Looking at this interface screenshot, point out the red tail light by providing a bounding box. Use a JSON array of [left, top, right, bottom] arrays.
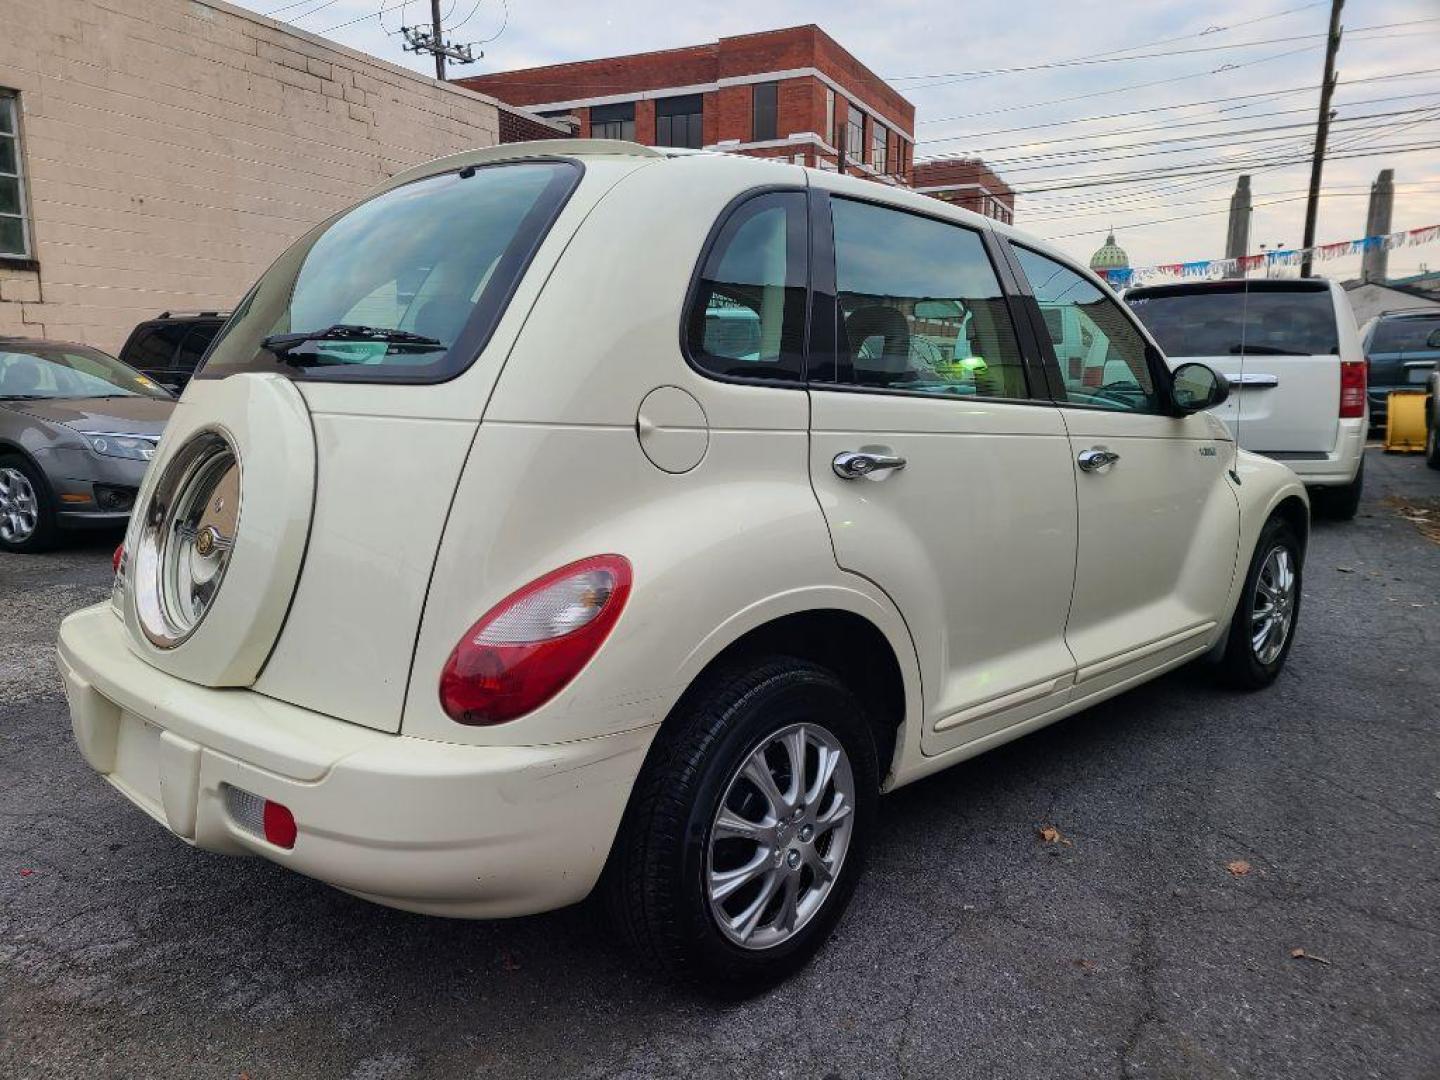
[[1339, 359, 1367, 418], [112, 543, 124, 572], [262, 800, 297, 849], [439, 555, 632, 725]]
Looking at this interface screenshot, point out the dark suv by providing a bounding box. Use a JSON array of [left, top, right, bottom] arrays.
[[1359, 309, 1440, 430], [118, 311, 229, 394]]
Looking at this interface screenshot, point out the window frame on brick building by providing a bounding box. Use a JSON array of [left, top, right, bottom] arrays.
[[590, 101, 636, 141], [0, 89, 33, 261], [655, 94, 704, 149], [845, 106, 864, 165], [871, 120, 887, 174], [824, 88, 836, 149], [752, 81, 778, 142]]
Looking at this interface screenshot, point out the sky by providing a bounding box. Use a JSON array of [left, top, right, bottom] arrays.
[[232, 0, 1440, 282]]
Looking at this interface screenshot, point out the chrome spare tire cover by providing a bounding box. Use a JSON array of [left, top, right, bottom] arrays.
[[121, 374, 315, 686]]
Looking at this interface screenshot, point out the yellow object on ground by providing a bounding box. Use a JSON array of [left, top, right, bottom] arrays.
[[1384, 390, 1428, 453]]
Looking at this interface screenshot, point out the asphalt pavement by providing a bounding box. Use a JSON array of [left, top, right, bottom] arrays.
[[2, 447, 1437, 1080]]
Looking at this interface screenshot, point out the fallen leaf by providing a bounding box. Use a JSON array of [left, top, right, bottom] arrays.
[[18, 868, 33, 878], [1037, 825, 1073, 846], [1225, 860, 1252, 877], [1335, 566, 1356, 573], [1290, 947, 1332, 966]]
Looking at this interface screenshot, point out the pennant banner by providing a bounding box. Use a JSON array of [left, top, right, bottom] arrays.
[[1100, 224, 1440, 287]]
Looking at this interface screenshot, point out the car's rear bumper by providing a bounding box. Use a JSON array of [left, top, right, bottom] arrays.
[[1270, 418, 1366, 487], [57, 603, 654, 918]]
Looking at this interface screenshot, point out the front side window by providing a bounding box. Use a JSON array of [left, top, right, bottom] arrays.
[[199, 160, 579, 383], [0, 343, 171, 400], [656, 94, 703, 149], [0, 91, 31, 258], [590, 102, 635, 141], [831, 198, 1027, 398], [1011, 245, 1158, 412], [685, 191, 807, 382], [752, 83, 778, 141], [872, 123, 887, 174]]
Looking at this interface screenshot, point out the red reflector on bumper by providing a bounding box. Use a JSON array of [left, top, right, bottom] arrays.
[[262, 800, 297, 849]]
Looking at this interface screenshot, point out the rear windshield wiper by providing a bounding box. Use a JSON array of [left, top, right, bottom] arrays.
[[1228, 344, 1307, 356], [261, 324, 443, 361]]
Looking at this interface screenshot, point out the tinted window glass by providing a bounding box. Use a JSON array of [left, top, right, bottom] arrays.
[[1127, 286, 1338, 357], [1012, 245, 1157, 412], [124, 324, 186, 370], [1369, 315, 1440, 352], [686, 192, 807, 381], [753, 83, 778, 141], [174, 325, 219, 372], [199, 161, 578, 383], [832, 199, 1026, 398]]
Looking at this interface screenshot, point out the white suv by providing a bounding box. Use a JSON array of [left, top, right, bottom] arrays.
[[1127, 279, 1368, 519], [58, 142, 1308, 988]]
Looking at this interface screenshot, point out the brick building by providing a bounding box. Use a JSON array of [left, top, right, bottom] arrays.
[[457, 25, 916, 186], [911, 156, 1015, 224]]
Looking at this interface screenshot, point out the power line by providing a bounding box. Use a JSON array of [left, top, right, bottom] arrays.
[[921, 87, 1440, 154], [916, 67, 1439, 132], [885, 19, 1439, 90], [1021, 180, 1440, 223], [1008, 138, 1440, 195]]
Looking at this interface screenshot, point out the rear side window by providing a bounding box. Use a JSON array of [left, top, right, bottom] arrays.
[[831, 198, 1027, 398], [1128, 286, 1338, 357], [1369, 316, 1440, 352], [198, 160, 580, 383], [685, 191, 808, 382], [174, 324, 219, 372], [124, 324, 186, 371]]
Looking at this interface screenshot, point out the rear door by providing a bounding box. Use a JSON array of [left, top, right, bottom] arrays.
[[805, 191, 1078, 754], [1127, 282, 1341, 455]]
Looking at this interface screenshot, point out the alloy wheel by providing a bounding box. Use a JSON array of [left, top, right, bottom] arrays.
[[706, 722, 855, 950], [1251, 544, 1297, 665], [0, 467, 39, 543]]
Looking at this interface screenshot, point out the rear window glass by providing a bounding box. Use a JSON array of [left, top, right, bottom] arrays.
[[1128, 287, 1338, 358], [1369, 316, 1440, 352], [198, 160, 580, 383]]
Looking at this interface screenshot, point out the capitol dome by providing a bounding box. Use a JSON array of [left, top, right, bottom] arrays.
[[1089, 231, 1129, 272]]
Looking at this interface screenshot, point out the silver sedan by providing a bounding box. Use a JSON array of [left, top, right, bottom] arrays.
[[0, 337, 174, 553]]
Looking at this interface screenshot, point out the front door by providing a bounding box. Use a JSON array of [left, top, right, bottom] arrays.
[[806, 192, 1078, 754], [1006, 245, 1240, 696]]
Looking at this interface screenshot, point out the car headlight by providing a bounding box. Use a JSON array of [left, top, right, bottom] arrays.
[[85, 434, 156, 461]]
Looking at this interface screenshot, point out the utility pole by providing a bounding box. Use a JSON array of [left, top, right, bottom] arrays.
[[400, 0, 480, 82], [1299, 0, 1343, 277]]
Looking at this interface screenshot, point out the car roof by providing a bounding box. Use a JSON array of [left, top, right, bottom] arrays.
[[0, 336, 106, 351]]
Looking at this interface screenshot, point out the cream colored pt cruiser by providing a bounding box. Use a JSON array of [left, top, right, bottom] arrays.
[[57, 141, 1308, 988]]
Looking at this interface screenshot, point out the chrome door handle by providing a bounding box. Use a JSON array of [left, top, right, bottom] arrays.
[[1077, 448, 1120, 472], [833, 450, 906, 479], [1227, 373, 1279, 388]]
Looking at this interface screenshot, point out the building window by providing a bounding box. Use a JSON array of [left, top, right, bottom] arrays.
[[0, 91, 30, 259], [872, 122, 887, 174], [846, 106, 864, 164], [752, 82, 778, 141], [590, 101, 635, 141], [655, 94, 703, 148], [825, 88, 835, 148]]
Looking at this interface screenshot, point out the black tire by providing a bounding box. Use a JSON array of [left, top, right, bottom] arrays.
[[603, 657, 879, 991], [1426, 411, 1440, 471], [1217, 515, 1303, 690], [1313, 458, 1363, 521], [0, 453, 59, 554]]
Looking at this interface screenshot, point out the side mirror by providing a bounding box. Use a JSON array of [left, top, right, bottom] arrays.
[[1171, 362, 1229, 414]]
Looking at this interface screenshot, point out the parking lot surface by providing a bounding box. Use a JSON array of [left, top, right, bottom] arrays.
[[2, 448, 1437, 1080]]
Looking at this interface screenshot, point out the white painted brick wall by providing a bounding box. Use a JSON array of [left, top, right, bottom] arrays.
[[0, 0, 505, 351]]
